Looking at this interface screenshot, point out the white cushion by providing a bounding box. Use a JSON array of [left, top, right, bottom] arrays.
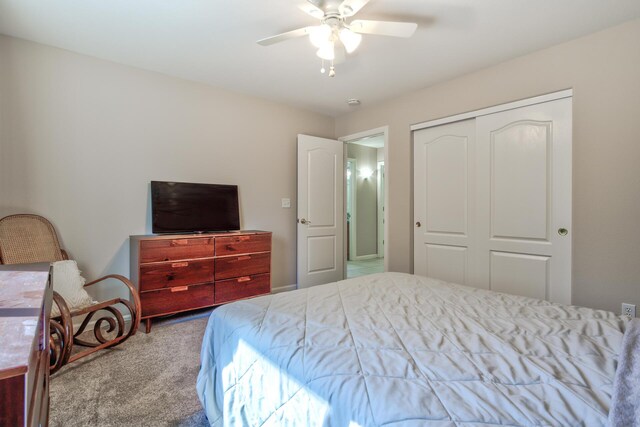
[[51, 260, 95, 317]]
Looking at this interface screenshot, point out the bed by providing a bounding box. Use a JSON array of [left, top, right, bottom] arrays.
[[197, 272, 626, 426]]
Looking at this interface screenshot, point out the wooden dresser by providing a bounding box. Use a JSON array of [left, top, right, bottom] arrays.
[[130, 231, 271, 332], [0, 263, 52, 427]]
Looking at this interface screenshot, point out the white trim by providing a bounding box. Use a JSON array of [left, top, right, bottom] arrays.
[[340, 126, 389, 272], [272, 284, 297, 294], [346, 158, 357, 261], [410, 89, 573, 131], [377, 161, 384, 258], [339, 126, 388, 143]]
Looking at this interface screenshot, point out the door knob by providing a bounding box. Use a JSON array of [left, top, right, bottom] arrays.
[[558, 228, 568, 236], [299, 218, 311, 225], [416, 221, 422, 227]]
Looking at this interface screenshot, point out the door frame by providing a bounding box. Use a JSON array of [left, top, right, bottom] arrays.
[[346, 157, 357, 261], [377, 161, 385, 258], [339, 126, 389, 273]]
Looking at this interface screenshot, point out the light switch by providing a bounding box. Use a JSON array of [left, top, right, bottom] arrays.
[[281, 198, 291, 208]]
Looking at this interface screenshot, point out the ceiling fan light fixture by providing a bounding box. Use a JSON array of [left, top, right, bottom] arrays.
[[309, 24, 332, 48], [316, 41, 335, 60], [257, 0, 418, 78], [339, 28, 362, 53]]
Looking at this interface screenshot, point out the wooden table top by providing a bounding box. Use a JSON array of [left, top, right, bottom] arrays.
[[0, 263, 50, 378]]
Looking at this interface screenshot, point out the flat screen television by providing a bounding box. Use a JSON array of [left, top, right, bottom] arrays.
[[151, 181, 240, 234]]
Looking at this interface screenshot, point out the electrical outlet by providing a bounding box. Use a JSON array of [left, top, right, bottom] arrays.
[[622, 303, 636, 319]]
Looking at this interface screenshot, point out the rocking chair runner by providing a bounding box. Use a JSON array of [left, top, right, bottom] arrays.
[[0, 214, 141, 374]]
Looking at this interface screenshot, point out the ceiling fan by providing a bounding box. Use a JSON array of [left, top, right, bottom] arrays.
[[257, 0, 418, 77]]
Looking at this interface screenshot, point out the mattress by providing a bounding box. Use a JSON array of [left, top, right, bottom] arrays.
[[196, 272, 625, 426]]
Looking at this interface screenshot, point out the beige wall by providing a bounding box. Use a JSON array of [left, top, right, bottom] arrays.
[[335, 18, 640, 314], [347, 143, 378, 257], [2, 18, 639, 314], [0, 36, 334, 301]]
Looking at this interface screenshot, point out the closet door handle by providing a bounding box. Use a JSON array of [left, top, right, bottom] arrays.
[[415, 221, 422, 228]]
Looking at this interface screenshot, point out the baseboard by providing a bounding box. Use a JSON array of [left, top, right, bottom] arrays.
[[351, 254, 378, 261], [271, 284, 297, 294]]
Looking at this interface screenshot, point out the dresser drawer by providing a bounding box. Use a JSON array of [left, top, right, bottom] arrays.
[[215, 273, 270, 304], [215, 252, 270, 280], [139, 259, 214, 291], [140, 238, 214, 263], [140, 283, 215, 317], [215, 233, 271, 256]]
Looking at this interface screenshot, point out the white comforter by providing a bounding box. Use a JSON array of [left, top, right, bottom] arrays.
[[197, 273, 625, 426]]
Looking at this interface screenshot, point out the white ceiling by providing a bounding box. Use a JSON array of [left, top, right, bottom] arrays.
[[1, 0, 639, 117]]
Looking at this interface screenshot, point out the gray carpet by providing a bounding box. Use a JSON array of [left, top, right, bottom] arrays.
[[50, 310, 212, 427]]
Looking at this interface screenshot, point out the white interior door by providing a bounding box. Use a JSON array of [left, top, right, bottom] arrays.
[[413, 119, 476, 285], [476, 98, 572, 303], [297, 134, 344, 288]]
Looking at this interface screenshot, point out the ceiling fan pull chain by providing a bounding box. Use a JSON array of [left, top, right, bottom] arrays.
[[320, 59, 326, 74], [329, 61, 336, 77]]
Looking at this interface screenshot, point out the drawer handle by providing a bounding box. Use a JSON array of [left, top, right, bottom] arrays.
[[171, 286, 189, 292], [237, 276, 251, 283], [237, 236, 251, 242], [171, 240, 188, 246], [237, 256, 251, 261], [171, 262, 189, 268]]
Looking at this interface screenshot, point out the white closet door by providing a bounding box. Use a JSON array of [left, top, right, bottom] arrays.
[[413, 119, 476, 286], [476, 98, 572, 303]]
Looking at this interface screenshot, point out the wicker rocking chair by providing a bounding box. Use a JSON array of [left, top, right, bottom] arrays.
[[0, 214, 141, 374]]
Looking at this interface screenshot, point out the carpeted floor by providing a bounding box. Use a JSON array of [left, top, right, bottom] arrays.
[[49, 310, 213, 427]]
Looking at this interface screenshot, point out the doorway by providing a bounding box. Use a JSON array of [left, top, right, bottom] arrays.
[[342, 128, 388, 278]]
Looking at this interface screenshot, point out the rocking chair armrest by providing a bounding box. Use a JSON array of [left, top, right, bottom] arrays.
[[50, 291, 74, 373], [83, 274, 142, 333], [52, 291, 73, 327]]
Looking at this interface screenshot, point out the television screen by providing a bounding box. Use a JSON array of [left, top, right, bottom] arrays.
[[151, 181, 240, 234]]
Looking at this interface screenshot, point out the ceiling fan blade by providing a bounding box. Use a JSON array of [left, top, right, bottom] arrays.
[[298, 2, 324, 19], [350, 20, 418, 38], [257, 27, 313, 46], [339, 0, 371, 17]]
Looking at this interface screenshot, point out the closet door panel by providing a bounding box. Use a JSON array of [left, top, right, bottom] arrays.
[[491, 121, 550, 240], [425, 244, 467, 285], [425, 137, 467, 234], [490, 251, 549, 300], [413, 119, 476, 287], [476, 98, 572, 304]]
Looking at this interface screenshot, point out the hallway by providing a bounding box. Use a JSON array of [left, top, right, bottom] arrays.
[[347, 258, 384, 278]]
